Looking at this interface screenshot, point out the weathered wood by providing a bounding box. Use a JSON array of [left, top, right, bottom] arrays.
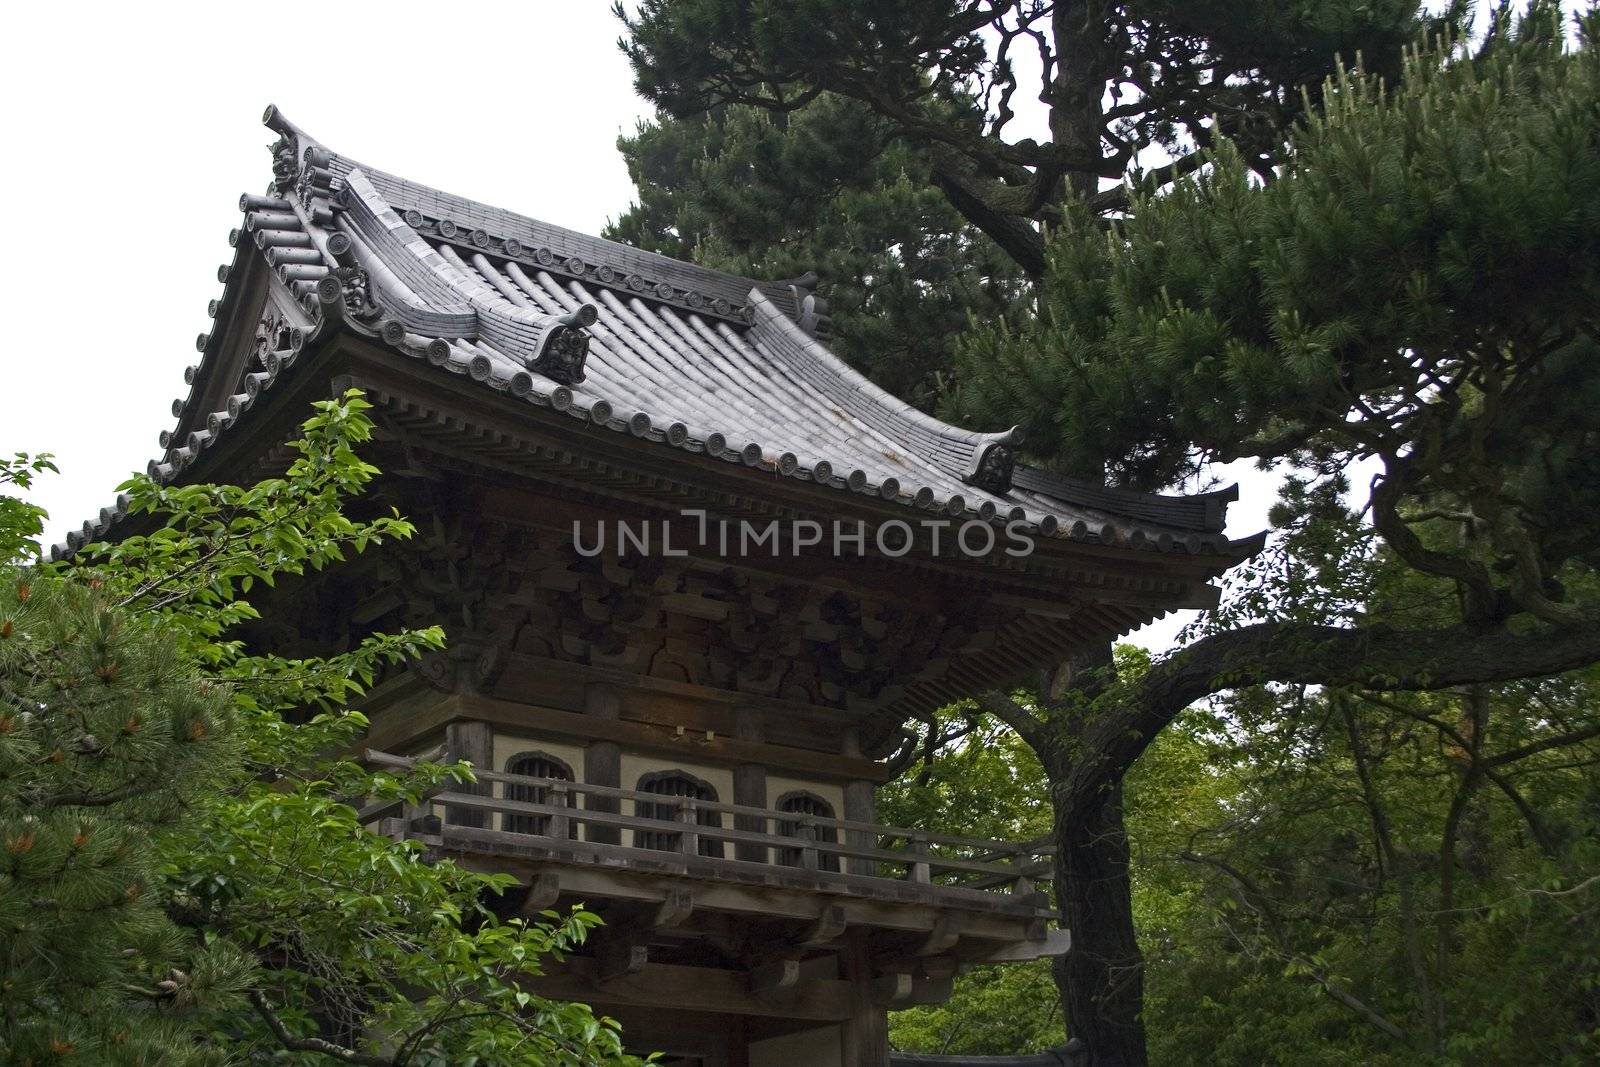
[[844, 779, 878, 878], [869, 974, 914, 1008], [842, 931, 891, 1067], [518, 872, 562, 915], [598, 939, 649, 983], [916, 916, 962, 957], [798, 822, 820, 872], [368, 748, 1051, 860], [423, 789, 1043, 880], [748, 958, 800, 993], [797, 904, 849, 946], [436, 825, 1050, 933], [391, 693, 896, 783], [959, 927, 1072, 963], [443, 720, 493, 828], [584, 684, 623, 845], [732, 758, 769, 864], [653, 887, 695, 929], [906, 833, 932, 885], [676, 798, 701, 858], [532, 959, 854, 1022]]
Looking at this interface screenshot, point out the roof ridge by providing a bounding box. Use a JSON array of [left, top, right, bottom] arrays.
[[261, 105, 822, 334]]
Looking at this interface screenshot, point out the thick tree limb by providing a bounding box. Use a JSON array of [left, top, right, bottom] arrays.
[[1069, 619, 1600, 803], [976, 689, 1050, 752], [928, 155, 1049, 275], [1484, 722, 1600, 767]]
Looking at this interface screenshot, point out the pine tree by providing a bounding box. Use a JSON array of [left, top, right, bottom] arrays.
[[0, 574, 244, 1066]]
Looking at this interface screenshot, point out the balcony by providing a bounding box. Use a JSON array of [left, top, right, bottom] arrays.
[[361, 748, 1061, 964]]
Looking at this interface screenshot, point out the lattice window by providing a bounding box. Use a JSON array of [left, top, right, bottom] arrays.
[[635, 771, 724, 858], [775, 791, 840, 872], [503, 751, 576, 838]]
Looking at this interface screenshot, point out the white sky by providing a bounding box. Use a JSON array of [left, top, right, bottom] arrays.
[[0, 0, 1277, 653]]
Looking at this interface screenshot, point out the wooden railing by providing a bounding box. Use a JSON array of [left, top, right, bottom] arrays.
[[361, 749, 1052, 901]]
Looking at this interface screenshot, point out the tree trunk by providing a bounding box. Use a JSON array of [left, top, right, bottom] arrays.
[[1053, 780, 1148, 1066]]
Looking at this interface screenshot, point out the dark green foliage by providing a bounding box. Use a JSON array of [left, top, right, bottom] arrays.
[[0, 396, 638, 1065], [1132, 681, 1600, 1065], [877, 713, 1064, 1056], [955, 4, 1600, 496], [617, 1, 1439, 272], [608, 94, 1027, 404], [0, 577, 243, 1066]]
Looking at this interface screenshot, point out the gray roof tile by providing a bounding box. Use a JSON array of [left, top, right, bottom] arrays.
[[52, 107, 1252, 562]]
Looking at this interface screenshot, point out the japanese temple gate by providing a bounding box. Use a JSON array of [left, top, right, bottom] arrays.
[[60, 107, 1256, 1067]]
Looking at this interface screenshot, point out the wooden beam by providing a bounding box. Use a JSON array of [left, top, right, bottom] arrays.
[[438, 827, 1047, 941], [796, 904, 849, 946], [443, 720, 492, 828], [446, 694, 896, 784], [915, 916, 962, 957], [653, 888, 695, 930], [748, 959, 800, 994], [958, 927, 1072, 963], [597, 937, 649, 983], [531, 959, 853, 1022], [517, 872, 562, 916], [870, 974, 913, 1008]]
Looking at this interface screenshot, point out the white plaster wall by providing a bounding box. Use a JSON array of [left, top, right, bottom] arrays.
[[619, 752, 735, 850], [490, 732, 587, 835], [749, 1024, 843, 1067]]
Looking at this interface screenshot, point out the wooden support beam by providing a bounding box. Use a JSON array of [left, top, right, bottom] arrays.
[[869, 974, 913, 1008], [796, 904, 849, 946], [915, 916, 961, 957], [652, 888, 694, 930], [597, 937, 649, 983], [958, 927, 1072, 963], [869, 973, 955, 1009], [447, 694, 898, 783], [905, 976, 954, 1007], [517, 872, 562, 916], [531, 959, 854, 1022], [748, 959, 800, 994], [443, 720, 492, 828]]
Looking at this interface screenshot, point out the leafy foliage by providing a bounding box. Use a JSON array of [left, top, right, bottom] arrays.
[[0, 453, 57, 564], [878, 712, 1062, 1056], [0, 394, 638, 1065]]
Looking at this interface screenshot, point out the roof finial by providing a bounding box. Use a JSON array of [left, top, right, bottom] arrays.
[[528, 304, 597, 386]]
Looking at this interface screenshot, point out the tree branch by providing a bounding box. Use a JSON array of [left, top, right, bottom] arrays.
[[1066, 618, 1600, 804], [976, 689, 1050, 751], [248, 988, 393, 1066]]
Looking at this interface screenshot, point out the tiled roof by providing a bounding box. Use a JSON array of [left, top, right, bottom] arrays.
[[54, 106, 1250, 561]]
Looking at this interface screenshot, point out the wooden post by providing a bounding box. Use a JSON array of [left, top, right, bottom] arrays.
[[583, 683, 622, 844], [798, 820, 819, 872], [677, 798, 700, 857], [840, 929, 889, 1067], [443, 720, 493, 828], [906, 832, 931, 884], [843, 778, 877, 878], [733, 708, 769, 863], [548, 782, 570, 841]]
